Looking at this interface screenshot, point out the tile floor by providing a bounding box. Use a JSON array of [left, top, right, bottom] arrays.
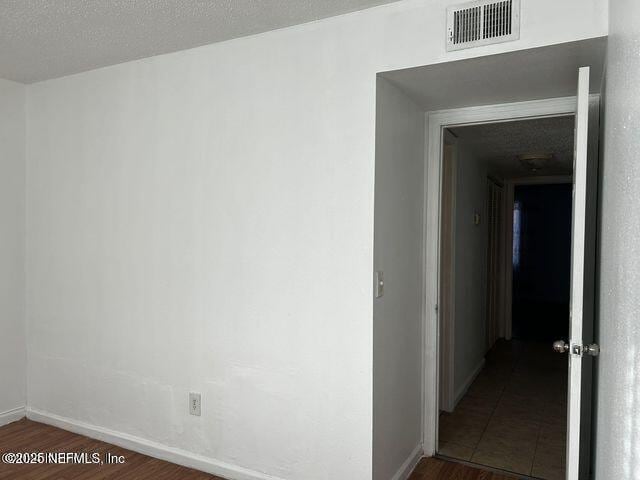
[[438, 339, 567, 480]]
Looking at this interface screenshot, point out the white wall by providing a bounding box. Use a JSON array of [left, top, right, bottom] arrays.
[[23, 1, 607, 479], [594, 0, 640, 478], [0, 78, 26, 420], [373, 78, 424, 480], [453, 143, 488, 401]]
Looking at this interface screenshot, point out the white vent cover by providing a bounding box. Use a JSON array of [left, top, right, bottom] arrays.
[[446, 0, 520, 51]]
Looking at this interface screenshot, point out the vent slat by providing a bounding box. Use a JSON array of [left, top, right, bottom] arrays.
[[466, 8, 469, 43], [502, 1, 507, 36], [462, 9, 466, 43], [494, 2, 497, 38], [491, 3, 495, 39], [491, 2, 494, 38]]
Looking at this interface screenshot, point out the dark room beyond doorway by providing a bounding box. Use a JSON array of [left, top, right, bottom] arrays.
[[512, 183, 572, 342]]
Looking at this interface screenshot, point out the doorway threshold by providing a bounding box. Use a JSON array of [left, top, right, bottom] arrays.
[[434, 454, 542, 480]]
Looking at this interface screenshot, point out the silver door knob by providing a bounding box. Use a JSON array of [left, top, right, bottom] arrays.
[[553, 340, 600, 356], [553, 340, 569, 353]]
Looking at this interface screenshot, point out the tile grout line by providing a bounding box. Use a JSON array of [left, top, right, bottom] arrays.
[[471, 386, 502, 457], [529, 408, 545, 477], [470, 348, 514, 461], [514, 342, 540, 477]]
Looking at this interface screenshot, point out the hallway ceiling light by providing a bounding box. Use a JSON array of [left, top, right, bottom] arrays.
[[518, 153, 554, 172]]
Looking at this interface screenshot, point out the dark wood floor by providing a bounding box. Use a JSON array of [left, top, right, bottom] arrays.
[[0, 419, 222, 479], [1, 418, 516, 479], [409, 457, 517, 479]]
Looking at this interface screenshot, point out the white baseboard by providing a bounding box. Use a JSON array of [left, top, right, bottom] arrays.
[[26, 408, 285, 480], [390, 443, 423, 480], [453, 358, 485, 408], [0, 406, 26, 427]]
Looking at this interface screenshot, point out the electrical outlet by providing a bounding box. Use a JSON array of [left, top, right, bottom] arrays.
[[189, 392, 201, 416]]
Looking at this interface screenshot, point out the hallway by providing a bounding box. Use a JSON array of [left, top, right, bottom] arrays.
[[438, 340, 567, 479]]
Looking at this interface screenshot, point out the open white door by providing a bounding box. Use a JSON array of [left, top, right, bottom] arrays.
[[553, 66, 600, 480]]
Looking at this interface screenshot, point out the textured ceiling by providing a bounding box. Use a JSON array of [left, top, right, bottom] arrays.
[[0, 0, 400, 83], [449, 116, 575, 178]]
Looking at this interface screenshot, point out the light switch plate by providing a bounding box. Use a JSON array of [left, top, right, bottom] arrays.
[[375, 270, 384, 298]]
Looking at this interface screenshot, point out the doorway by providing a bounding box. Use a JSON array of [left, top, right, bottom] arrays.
[[372, 38, 605, 480], [431, 86, 599, 478], [436, 115, 576, 479]]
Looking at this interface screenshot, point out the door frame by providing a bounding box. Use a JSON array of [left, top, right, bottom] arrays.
[[438, 131, 458, 413], [421, 95, 599, 454]]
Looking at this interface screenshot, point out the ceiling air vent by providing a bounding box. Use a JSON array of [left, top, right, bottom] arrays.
[[446, 0, 520, 51]]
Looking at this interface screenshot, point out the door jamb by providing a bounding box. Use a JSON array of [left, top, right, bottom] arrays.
[[421, 95, 597, 455], [438, 131, 458, 413]]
